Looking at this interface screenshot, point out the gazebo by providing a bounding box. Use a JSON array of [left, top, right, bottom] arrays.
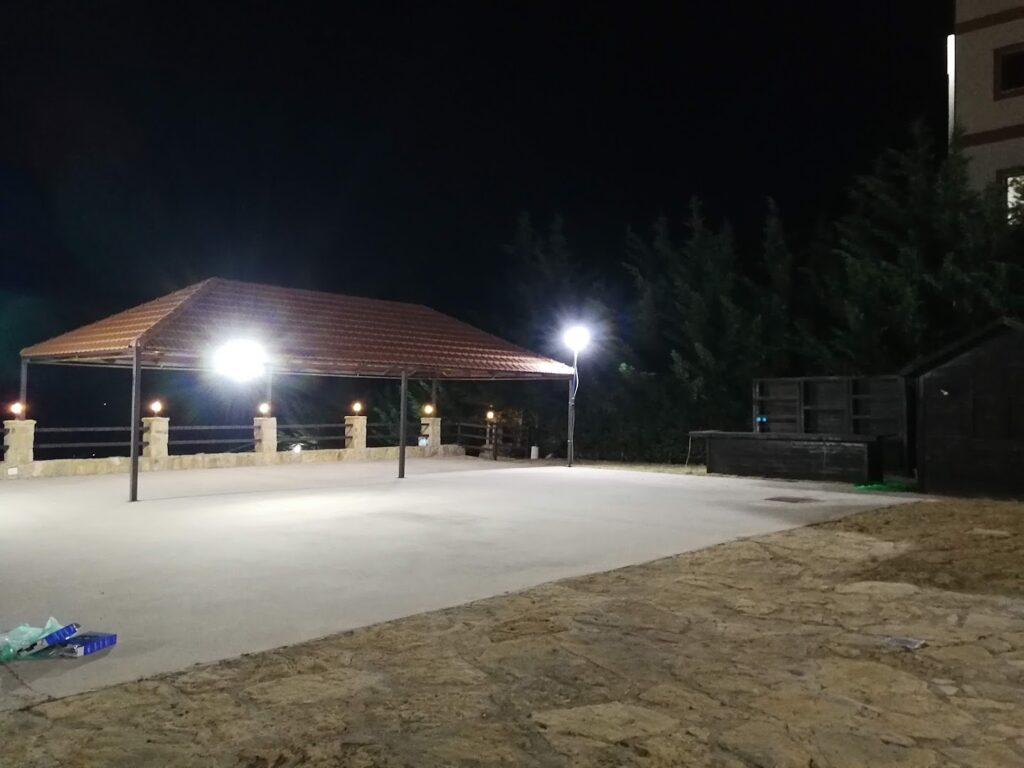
[[18, 278, 574, 500]]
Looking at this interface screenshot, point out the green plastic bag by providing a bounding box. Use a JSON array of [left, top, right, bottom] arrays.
[[0, 617, 63, 662]]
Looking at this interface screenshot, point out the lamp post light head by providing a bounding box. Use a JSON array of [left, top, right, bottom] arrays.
[[258, 402, 271, 416], [149, 400, 163, 415], [9, 401, 24, 416], [351, 401, 364, 414], [423, 403, 435, 416], [212, 339, 267, 383], [486, 409, 496, 421], [563, 325, 591, 355]]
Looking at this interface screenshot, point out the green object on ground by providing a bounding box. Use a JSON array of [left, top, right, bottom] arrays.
[[0, 617, 63, 662], [854, 480, 913, 493]]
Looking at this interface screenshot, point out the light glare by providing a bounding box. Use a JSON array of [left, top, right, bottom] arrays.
[[486, 410, 496, 421], [291, 444, 302, 453], [9, 402, 24, 416], [423, 404, 435, 416], [563, 325, 591, 354], [352, 401, 363, 414], [212, 339, 267, 383], [149, 400, 163, 415], [258, 402, 271, 415]]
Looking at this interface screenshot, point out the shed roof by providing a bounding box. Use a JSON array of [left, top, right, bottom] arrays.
[[21, 278, 574, 380], [899, 318, 1024, 377]]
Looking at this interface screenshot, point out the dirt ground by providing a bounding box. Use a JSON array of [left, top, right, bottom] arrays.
[[3, 497, 1023, 767]]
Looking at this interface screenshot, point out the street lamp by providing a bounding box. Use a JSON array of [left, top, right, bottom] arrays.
[[562, 325, 590, 467]]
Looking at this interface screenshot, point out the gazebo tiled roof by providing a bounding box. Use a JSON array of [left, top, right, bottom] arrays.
[[21, 278, 574, 380]]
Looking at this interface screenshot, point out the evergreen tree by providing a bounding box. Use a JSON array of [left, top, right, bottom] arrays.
[[828, 127, 1024, 372]]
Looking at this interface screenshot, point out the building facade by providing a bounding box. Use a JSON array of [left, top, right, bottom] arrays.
[[953, 1, 1024, 200]]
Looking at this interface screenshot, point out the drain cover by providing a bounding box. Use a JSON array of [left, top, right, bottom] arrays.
[[765, 496, 819, 504]]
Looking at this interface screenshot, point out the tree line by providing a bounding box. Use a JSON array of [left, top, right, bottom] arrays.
[[469, 128, 1024, 462]]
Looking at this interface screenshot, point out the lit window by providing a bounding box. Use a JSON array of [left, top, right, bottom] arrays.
[[1003, 170, 1024, 215]]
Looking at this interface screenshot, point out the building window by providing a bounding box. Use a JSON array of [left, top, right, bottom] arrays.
[[995, 43, 1024, 98], [999, 168, 1024, 218]]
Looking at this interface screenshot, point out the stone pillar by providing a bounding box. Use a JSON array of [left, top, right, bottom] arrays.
[[345, 415, 367, 450], [142, 416, 169, 459], [420, 417, 441, 452], [2, 419, 35, 465], [254, 416, 277, 455]]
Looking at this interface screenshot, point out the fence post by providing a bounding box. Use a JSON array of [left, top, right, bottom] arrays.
[[2, 419, 35, 466], [420, 416, 441, 454], [142, 416, 169, 459], [254, 416, 278, 457], [344, 415, 367, 450]]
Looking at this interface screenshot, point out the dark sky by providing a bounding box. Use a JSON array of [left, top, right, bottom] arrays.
[[2, 1, 952, 395]]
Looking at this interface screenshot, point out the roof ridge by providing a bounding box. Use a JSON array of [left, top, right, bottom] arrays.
[[899, 317, 1024, 376], [136, 278, 218, 348], [210, 276, 428, 310]]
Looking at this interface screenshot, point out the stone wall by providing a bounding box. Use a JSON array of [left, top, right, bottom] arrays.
[[0, 444, 465, 481]]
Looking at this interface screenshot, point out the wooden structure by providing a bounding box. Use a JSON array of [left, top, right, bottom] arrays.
[[901, 319, 1024, 496], [692, 431, 883, 483], [752, 376, 908, 473]]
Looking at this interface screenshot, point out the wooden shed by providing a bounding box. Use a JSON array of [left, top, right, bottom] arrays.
[[752, 375, 908, 473], [901, 319, 1024, 497]]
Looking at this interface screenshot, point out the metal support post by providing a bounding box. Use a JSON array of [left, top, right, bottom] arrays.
[[129, 345, 143, 502], [398, 371, 408, 479], [18, 360, 27, 419], [567, 352, 578, 467]]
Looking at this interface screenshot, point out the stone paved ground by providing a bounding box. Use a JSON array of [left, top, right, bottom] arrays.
[[2, 497, 1023, 767]]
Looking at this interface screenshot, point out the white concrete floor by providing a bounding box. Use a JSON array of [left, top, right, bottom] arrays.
[[0, 457, 912, 709]]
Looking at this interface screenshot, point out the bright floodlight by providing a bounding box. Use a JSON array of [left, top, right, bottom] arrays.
[[149, 400, 163, 415], [212, 339, 267, 382], [258, 402, 271, 415], [9, 401, 24, 416], [423, 404, 435, 416], [563, 325, 591, 354], [351, 401, 363, 414]]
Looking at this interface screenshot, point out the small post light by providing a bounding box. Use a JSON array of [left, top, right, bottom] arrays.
[[486, 409, 496, 421], [257, 402, 271, 416], [351, 400, 364, 414], [423, 403, 435, 416], [9, 401, 24, 416], [149, 400, 163, 415]]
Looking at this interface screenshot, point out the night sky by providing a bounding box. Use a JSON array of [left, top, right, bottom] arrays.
[[2, 1, 953, 406]]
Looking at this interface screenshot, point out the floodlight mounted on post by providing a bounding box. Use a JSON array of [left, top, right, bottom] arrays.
[[562, 325, 590, 467]]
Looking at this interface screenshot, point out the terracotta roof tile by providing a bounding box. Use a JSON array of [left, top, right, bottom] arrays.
[[22, 278, 573, 380]]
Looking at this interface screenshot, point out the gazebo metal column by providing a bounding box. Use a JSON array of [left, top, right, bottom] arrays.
[[129, 345, 143, 502], [18, 360, 27, 419], [398, 371, 409, 479]]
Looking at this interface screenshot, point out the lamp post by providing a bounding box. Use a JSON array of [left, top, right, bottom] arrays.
[[562, 325, 590, 467]]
